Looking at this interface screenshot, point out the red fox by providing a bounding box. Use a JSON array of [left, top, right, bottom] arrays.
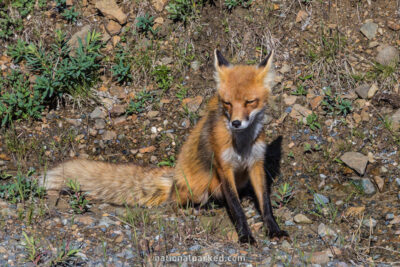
[[42, 50, 288, 244]]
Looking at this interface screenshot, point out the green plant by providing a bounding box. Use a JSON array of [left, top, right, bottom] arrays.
[[175, 84, 188, 100], [126, 90, 154, 115], [111, 46, 132, 84], [136, 13, 156, 35], [22, 231, 42, 264], [273, 182, 294, 207], [0, 70, 44, 126], [152, 65, 173, 92], [158, 156, 176, 167], [66, 179, 90, 214], [291, 84, 307, 96], [7, 39, 28, 63], [224, 0, 252, 10], [0, 169, 45, 204], [51, 241, 81, 266], [306, 113, 321, 131], [62, 6, 79, 23], [321, 87, 352, 116], [304, 143, 312, 153], [167, 0, 201, 23]]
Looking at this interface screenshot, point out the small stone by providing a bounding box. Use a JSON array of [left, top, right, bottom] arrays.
[[182, 96, 203, 112], [376, 45, 399, 67], [389, 216, 400, 224], [355, 84, 370, 99], [284, 95, 297, 105], [281, 240, 292, 250], [310, 250, 331, 265], [151, 127, 157, 134], [314, 193, 330, 205], [385, 213, 395, 220], [280, 64, 290, 74], [95, 119, 106, 130], [75, 216, 94, 225], [190, 60, 200, 72], [150, 155, 157, 163], [152, 0, 168, 12], [310, 96, 323, 110], [295, 10, 308, 23], [110, 105, 125, 117], [391, 109, 400, 131], [102, 130, 116, 141], [294, 214, 312, 224], [362, 217, 377, 228], [395, 178, 400, 188], [289, 104, 312, 122], [65, 118, 82, 127], [318, 223, 337, 237], [189, 244, 201, 251], [373, 176, 384, 192], [388, 20, 400, 31], [360, 178, 376, 195], [90, 107, 107, 119], [95, 0, 127, 24], [106, 20, 122, 35], [139, 146, 156, 153], [360, 21, 378, 39], [147, 111, 159, 118], [368, 83, 378, 98], [340, 152, 368, 175]]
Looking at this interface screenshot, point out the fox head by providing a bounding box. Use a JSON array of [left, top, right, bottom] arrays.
[[214, 50, 275, 131]]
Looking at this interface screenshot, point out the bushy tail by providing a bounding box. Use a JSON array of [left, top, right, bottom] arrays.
[[40, 159, 174, 206]]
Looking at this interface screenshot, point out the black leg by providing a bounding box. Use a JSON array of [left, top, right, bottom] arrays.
[[262, 186, 289, 239], [221, 180, 256, 244]]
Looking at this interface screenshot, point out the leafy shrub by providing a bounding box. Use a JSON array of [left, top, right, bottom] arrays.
[[0, 71, 44, 126], [136, 13, 156, 35], [111, 45, 132, 84], [224, 0, 252, 10], [126, 90, 154, 115], [0, 169, 45, 204], [152, 65, 172, 92], [166, 0, 203, 23], [1, 30, 103, 126], [66, 179, 90, 214], [62, 7, 79, 23]]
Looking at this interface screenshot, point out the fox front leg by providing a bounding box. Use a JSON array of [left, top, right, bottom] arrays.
[[217, 167, 256, 245], [249, 161, 289, 240]]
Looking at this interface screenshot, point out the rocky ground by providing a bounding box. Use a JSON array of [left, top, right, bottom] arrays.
[[1, 0, 400, 266]]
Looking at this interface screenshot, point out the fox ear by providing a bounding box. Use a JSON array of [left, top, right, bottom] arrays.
[[214, 49, 230, 87], [257, 50, 275, 91]]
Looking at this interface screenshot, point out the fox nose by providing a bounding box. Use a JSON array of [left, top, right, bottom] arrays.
[[231, 120, 241, 128]]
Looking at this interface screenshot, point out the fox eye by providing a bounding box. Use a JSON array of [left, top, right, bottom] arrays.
[[221, 100, 231, 106], [245, 99, 257, 105]]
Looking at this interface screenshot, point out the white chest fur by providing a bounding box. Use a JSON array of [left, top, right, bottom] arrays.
[[221, 142, 266, 169]]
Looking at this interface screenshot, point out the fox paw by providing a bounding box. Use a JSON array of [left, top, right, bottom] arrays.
[[239, 235, 257, 246], [269, 230, 290, 242]]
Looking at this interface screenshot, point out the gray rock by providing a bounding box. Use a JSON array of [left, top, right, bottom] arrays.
[[90, 107, 107, 119], [65, 118, 82, 127], [360, 21, 378, 39], [294, 214, 313, 224], [361, 178, 376, 195], [362, 217, 377, 228], [314, 193, 330, 205], [189, 244, 201, 251], [67, 25, 91, 52], [98, 217, 115, 228], [190, 60, 200, 71], [391, 110, 400, 131], [386, 213, 395, 220], [355, 84, 370, 99], [395, 178, 400, 188], [317, 223, 337, 237], [102, 130, 116, 141], [376, 45, 399, 67], [95, 119, 106, 130], [340, 152, 368, 175]]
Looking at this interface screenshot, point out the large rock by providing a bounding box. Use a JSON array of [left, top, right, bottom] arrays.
[[340, 152, 368, 175], [355, 83, 379, 99], [376, 45, 399, 67], [360, 21, 378, 39], [95, 0, 127, 25]]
